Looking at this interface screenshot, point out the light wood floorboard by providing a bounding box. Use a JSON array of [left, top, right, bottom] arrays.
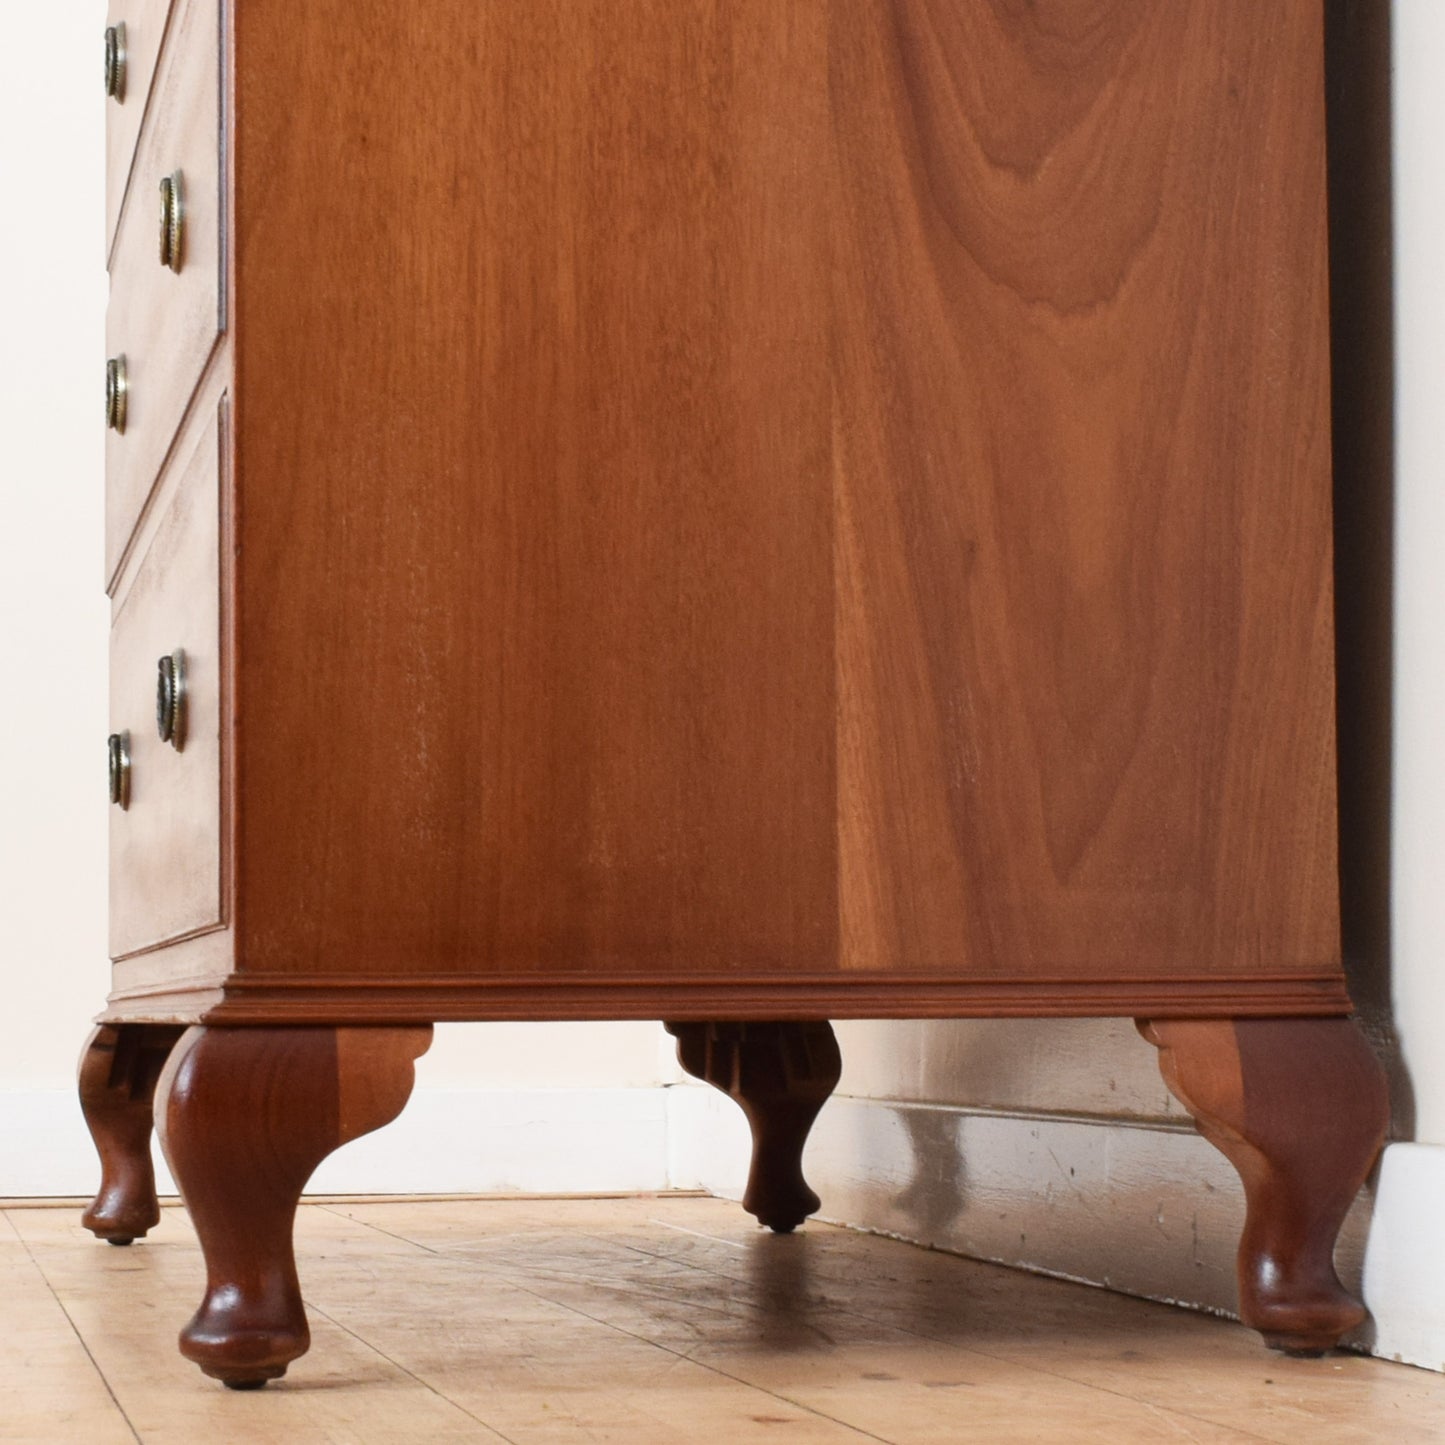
[[3, 1197, 1441, 1443]]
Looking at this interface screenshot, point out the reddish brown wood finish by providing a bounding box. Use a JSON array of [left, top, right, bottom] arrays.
[[667, 1021, 841, 1232], [154, 1025, 431, 1387], [159, 972, 1347, 1026], [78, 1024, 185, 1243], [1138, 1018, 1388, 1354], [229, 1, 837, 988], [829, 1, 1338, 982], [183, 0, 1344, 1016]]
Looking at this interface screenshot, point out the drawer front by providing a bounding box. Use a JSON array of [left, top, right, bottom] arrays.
[[105, 0, 224, 583], [109, 403, 224, 960], [104, 0, 176, 255]]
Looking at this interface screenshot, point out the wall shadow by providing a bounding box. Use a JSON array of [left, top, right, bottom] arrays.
[[1324, 0, 1411, 1135]]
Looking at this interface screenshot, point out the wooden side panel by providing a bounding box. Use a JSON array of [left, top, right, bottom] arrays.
[[224, 0, 1341, 1003], [831, 0, 1340, 979], [231, 1, 838, 977]]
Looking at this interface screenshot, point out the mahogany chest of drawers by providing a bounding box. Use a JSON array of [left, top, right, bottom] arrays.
[[80, 0, 1387, 1388]]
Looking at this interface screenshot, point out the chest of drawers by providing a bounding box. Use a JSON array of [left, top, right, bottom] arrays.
[[79, 0, 1388, 1388]]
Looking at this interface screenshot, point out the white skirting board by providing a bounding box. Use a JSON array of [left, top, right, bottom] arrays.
[[666, 1085, 1445, 1374], [1360, 1144, 1445, 1372], [0, 1086, 672, 1198]]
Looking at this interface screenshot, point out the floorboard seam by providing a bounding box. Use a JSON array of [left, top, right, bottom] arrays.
[[302, 1294, 520, 1444], [3, 1210, 144, 1445], [315, 1202, 448, 1256]]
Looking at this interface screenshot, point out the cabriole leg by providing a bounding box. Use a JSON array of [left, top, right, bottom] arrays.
[[78, 1023, 186, 1244], [154, 1024, 432, 1388], [1138, 1017, 1388, 1354], [665, 1020, 841, 1233]]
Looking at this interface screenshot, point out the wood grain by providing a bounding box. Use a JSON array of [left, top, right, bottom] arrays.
[[830, 0, 1339, 979], [1139, 1017, 1389, 1353], [93, 968, 1350, 1027], [208, 0, 1343, 1007], [154, 1024, 433, 1386], [229, 0, 837, 985], [16, 1197, 1445, 1440], [101, 2, 1346, 1020]]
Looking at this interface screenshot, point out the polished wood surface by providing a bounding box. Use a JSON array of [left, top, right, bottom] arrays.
[[1139, 1018, 1389, 1354], [231, 0, 837, 988], [105, 0, 223, 583], [209, 0, 1343, 1010], [109, 401, 225, 959], [100, 968, 1346, 1026], [667, 1021, 841, 1232], [104, 0, 175, 256], [77, 1023, 184, 1243], [830, 1, 1338, 981], [154, 1025, 432, 1386]]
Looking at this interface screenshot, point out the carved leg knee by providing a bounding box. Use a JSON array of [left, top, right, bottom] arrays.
[[666, 1020, 841, 1233], [78, 1024, 186, 1244], [1139, 1017, 1388, 1354], [155, 1024, 432, 1387]]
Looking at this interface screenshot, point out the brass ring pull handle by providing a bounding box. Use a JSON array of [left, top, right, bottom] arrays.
[[105, 23, 127, 101], [106, 356, 127, 434], [159, 172, 184, 272], [157, 650, 186, 749], [108, 732, 131, 809]]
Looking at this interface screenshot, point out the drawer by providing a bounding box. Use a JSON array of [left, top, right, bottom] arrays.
[[105, 0, 224, 583], [104, 0, 176, 255], [109, 402, 224, 960]]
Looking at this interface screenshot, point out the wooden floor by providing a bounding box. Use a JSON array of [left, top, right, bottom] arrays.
[[2, 1196, 1441, 1443]]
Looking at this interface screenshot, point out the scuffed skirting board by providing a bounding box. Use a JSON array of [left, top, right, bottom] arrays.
[[666, 1084, 1444, 1375]]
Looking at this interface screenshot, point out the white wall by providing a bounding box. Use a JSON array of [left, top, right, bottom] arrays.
[[0, 5, 111, 1098], [831, 1017, 1182, 1119], [1391, 0, 1445, 1152], [1358, 1, 1445, 1367], [0, 3, 117, 1195]]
